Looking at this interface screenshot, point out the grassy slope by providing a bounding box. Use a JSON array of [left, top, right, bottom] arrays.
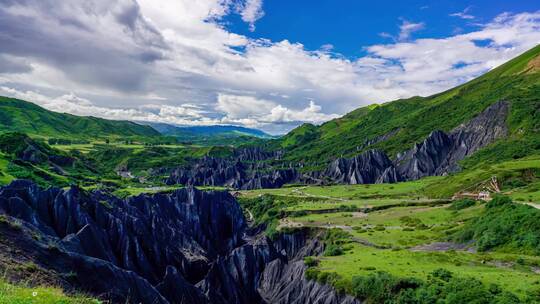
[[0, 278, 99, 304], [240, 181, 540, 299], [0, 96, 160, 139], [269, 45, 540, 167]]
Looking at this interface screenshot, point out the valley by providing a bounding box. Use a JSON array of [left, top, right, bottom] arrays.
[[0, 45, 539, 303]]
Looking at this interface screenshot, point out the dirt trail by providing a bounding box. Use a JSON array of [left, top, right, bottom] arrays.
[[526, 202, 540, 209], [291, 187, 349, 202]]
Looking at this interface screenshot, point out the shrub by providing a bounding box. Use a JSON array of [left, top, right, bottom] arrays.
[[448, 198, 476, 211], [486, 195, 513, 208], [373, 225, 386, 231], [324, 244, 344, 256], [317, 271, 340, 285], [455, 195, 540, 254], [305, 267, 320, 281], [399, 216, 428, 229], [304, 256, 319, 267], [352, 271, 421, 304], [430, 268, 453, 282]]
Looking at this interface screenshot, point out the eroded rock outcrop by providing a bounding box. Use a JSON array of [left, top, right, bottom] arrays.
[[199, 231, 359, 304], [396, 101, 509, 179], [0, 180, 244, 303], [166, 147, 303, 190], [324, 149, 402, 184], [323, 101, 509, 184], [0, 180, 358, 304]]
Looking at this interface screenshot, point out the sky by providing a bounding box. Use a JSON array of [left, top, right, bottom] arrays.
[[0, 1, 539, 134]]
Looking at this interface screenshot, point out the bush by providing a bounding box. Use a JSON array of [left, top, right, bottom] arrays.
[[305, 267, 320, 281], [352, 271, 421, 304], [374, 225, 386, 231], [399, 216, 428, 229], [304, 256, 319, 267], [351, 269, 523, 304], [324, 244, 344, 256], [486, 195, 513, 208], [448, 198, 476, 211], [455, 195, 540, 254], [317, 271, 340, 285], [430, 268, 453, 282]]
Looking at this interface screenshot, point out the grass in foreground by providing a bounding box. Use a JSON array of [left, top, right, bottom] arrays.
[[0, 278, 99, 304]]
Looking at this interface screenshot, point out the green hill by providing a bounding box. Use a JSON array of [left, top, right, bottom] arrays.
[[270, 45, 540, 168], [0, 96, 160, 139]]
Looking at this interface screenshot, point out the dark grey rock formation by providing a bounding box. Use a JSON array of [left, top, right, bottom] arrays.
[[323, 101, 509, 184], [0, 180, 358, 304], [166, 147, 304, 190], [259, 260, 359, 304], [324, 149, 402, 184], [200, 231, 360, 304], [396, 101, 509, 179], [0, 180, 244, 303]]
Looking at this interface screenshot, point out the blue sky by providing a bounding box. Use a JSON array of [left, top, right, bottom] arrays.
[[0, 1, 539, 134], [225, 1, 539, 58]]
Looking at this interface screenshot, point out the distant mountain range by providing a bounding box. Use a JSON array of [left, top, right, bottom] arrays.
[[0, 96, 274, 145], [142, 122, 275, 145]]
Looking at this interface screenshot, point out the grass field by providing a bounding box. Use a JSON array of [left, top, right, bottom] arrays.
[[291, 203, 483, 248], [241, 161, 540, 300], [423, 155, 540, 198], [0, 153, 15, 185], [319, 244, 540, 297], [0, 278, 99, 304]]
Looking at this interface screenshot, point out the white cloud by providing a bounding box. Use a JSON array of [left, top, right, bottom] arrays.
[[450, 7, 475, 20], [216, 94, 339, 126], [216, 94, 275, 119], [0, 86, 212, 125], [0, 1, 539, 134], [398, 20, 425, 41], [320, 44, 334, 52], [237, 0, 265, 31], [264, 100, 339, 124]]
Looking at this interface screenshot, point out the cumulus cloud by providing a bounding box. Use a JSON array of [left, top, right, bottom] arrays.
[[0, 86, 211, 125], [237, 0, 265, 31], [0, 1, 539, 134], [216, 94, 339, 127]]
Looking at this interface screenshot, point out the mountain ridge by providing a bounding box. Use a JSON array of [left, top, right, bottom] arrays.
[[269, 45, 540, 168], [0, 96, 160, 139]]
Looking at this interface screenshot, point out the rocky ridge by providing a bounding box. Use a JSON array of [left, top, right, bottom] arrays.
[[0, 180, 358, 304], [166, 101, 509, 188]]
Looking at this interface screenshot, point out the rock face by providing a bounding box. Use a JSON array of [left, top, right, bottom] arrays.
[[166, 101, 509, 189], [396, 101, 509, 179], [324, 149, 402, 184], [199, 231, 359, 304], [166, 147, 305, 190], [323, 101, 509, 184], [0, 180, 357, 304]]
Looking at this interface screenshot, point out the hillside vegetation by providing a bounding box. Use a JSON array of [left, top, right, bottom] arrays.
[[269, 45, 540, 168], [0, 96, 160, 139]]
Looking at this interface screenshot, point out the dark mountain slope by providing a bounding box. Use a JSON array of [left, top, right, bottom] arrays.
[[0, 96, 160, 139]]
